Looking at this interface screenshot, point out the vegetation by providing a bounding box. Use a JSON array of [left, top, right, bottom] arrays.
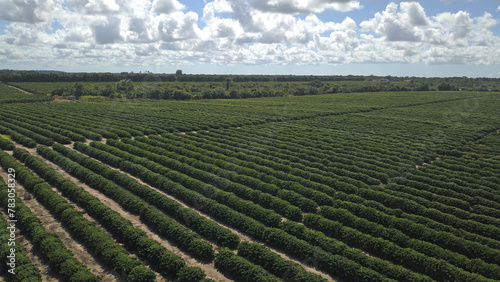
[[0, 83, 52, 103], [0, 183, 42, 281], [0, 155, 99, 281], [214, 248, 281, 282], [3, 71, 499, 101], [0, 73, 499, 281], [237, 241, 327, 282]]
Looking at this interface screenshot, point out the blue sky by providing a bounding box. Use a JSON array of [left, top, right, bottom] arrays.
[[0, 0, 499, 77]]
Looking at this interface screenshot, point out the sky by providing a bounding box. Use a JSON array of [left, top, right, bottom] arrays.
[[0, 0, 499, 77]]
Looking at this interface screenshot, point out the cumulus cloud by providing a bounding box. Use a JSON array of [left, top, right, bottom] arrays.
[[152, 0, 185, 14], [240, 13, 334, 44], [251, 0, 362, 14], [0, 0, 498, 70], [66, 0, 120, 14], [360, 2, 423, 42], [92, 16, 123, 44], [401, 2, 429, 26], [203, 0, 233, 22], [157, 12, 201, 42], [2, 23, 52, 46], [0, 0, 58, 23], [356, 3, 499, 64], [435, 11, 473, 39]]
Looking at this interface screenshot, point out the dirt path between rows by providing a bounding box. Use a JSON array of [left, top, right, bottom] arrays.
[[54, 144, 231, 281], [6, 84, 34, 95], [18, 145, 176, 282], [0, 170, 59, 281], [17, 148, 120, 239], [6, 144, 128, 280], [0, 158, 121, 281], [82, 142, 336, 281]]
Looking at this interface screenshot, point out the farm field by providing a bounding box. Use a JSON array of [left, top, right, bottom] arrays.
[[0, 83, 499, 281]]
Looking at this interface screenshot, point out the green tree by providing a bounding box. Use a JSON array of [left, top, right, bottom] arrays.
[[73, 82, 85, 98], [438, 83, 452, 91]]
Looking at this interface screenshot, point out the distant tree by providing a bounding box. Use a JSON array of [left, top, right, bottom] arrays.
[[101, 84, 116, 97], [438, 83, 452, 91], [309, 80, 324, 88], [176, 70, 183, 76], [229, 90, 241, 99], [414, 84, 429, 91], [116, 79, 135, 97], [73, 82, 85, 98]]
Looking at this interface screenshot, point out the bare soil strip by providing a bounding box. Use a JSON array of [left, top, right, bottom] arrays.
[[0, 171, 59, 282], [4, 145, 123, 281], [18, 146, 174, 282], [16, 233, 59, 281], [6, 139, 336, 281], [48, 144, 231, 281], [6, 84, 34, 95], [12, 147, 118, 239], [0, 163, 120, 281], [83, 143, 336, 281]]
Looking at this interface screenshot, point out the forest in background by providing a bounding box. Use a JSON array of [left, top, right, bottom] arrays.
[[1, 70, 499, 101]]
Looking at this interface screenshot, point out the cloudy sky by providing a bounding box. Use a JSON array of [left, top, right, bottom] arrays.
[[0, 0, 499, 77]]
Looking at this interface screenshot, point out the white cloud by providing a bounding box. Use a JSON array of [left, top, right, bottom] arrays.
[[251, 0, 362, 14], [66, 0, 120, 14], [152, 0, 185, 14], [435, 11, 473, 39], [0, 0, 498, 70], [401, 2, 429, 26], [0, 0, 59, 24], [242, 13, 333, 44], [92, 16, 123, 44], [157, 12, 201, 42], [203, 0, 233, 22], [360, 2, 422, 42], [2, 23, 51, 46]]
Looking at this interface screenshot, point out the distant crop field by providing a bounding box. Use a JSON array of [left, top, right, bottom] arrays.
[[9, 74, 498, 101], [0, 84, 499, 281], [0, 84, 52, 104]]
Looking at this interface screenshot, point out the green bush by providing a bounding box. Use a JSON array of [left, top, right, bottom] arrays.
[[177, 266, 207, 282], [237, 241, 326, 282], [127, 266, 156, 282], [214, 248, 280, 282], [0, 137, 15, 150]]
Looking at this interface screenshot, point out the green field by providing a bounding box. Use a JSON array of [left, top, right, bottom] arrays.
[[0, 83, 499, 281], [0, 84, 52, 104], [8, 74, 499, 99]]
